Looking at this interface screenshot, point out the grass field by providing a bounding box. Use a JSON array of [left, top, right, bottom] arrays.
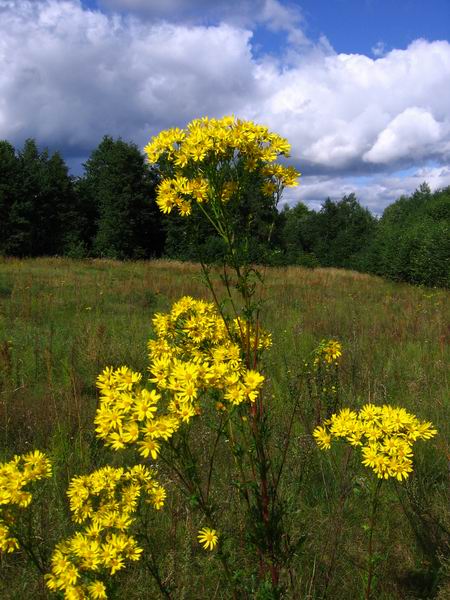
[[0, 257, 448, 599]]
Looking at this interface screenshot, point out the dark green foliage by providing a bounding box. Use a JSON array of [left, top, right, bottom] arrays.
[[277, 202, 319, 266], [367, 183, 450, 287], [279, 186, 449, 287], [63, 176, 98, 258], [0, 136, 164, 259], [0, 141, 20, 256], [36, 150, 76, 256], [1, 135, 449, 287], [3, 139, 42, 256], [1, 139, 76, 257], [277, 195, 376, 269], [302, 193, 378, 269], [81, 136, 164, 259]]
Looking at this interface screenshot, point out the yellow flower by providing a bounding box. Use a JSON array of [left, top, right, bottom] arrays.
[[0, 451, 52, 554], [414, 421, 438, 440], [150, 485, 166, 510], [138, 437, 160, 460], [361, 444, 380, 469], [313, 426, 331, 450], [387, 457, 413, 481], [224, 384, 246, 406], [197, 527, 218, 551], [114, 366, 142, 390], [242, 370, 265, 401], [87, 580, 107, 599]]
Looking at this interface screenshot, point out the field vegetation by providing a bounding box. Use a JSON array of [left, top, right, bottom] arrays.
[[0, 256, 448, 599]]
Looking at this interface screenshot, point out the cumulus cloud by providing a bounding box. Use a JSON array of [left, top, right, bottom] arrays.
[[363, 107, 443, 164], [1, 0, 450, 212], [252, 40, 450, 173], [98, 0, 253, 22], [258, 0, 307, 47], [0, 0, 258, 154]]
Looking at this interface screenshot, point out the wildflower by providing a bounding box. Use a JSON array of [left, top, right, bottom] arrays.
[[145, 116, 300, 219], [114, 366, 142, 390], [314, 404, 437, 481], [224, 385, 246, 405], [0, 451, 52, 554], [47, 465, 161, 597], [197, 527, 218, 551], [88, 581, 107, 599], [323, 340, 342, 364], [313, 426, 331, 450], [138, 437, 161, 460], [94, 296, 270, 458], [361, 444, 380, 469], [242, 370, 265, 402], [150, 485, 166, 510], [388, 457, 413, 481]]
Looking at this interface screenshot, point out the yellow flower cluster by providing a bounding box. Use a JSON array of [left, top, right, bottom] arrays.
[[46, 465, 163, 598], [149, 296, 270, 408], [313, 339, 342, 367], [95, 296, 269, 456], [313, 405, 437, 481], [144, 116, 300, 216], [0, 450, 52, 553]]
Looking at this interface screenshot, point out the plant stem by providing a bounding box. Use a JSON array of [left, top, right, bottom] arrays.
[[365, 478, 383, 600]]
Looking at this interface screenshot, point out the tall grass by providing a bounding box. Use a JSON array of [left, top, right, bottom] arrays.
[[0, 257, 448, 599]]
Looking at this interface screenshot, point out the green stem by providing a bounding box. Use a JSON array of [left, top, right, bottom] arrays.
[[165, 433, 241, 599], [141, 530, 173, 599], [199, 186, 280, 590], [205, 414, 228, 504], [366, 479, 383, 600], [14, 533, 45, 575]]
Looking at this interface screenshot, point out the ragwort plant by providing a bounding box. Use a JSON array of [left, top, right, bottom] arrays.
[[313, 405, 437, 599], [122, 116, 300, 596], [0, 116, 441, 600]]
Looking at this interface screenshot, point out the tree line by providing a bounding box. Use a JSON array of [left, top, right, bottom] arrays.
[[1, 136, 448, 287]]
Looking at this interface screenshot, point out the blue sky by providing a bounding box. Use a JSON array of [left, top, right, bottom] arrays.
[[290, 0, 450, 55], [1, 0, 450, 213]]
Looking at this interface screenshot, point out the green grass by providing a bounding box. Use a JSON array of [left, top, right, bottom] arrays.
[[0, 257, 448, 599]]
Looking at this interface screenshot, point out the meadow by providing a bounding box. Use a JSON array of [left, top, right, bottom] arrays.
[[0, 256, 448, 599]]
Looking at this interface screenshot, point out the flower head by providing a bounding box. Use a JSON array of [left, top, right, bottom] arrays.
[[197, 527, 218, 551]]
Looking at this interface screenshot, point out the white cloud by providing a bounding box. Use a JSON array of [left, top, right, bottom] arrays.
[[99, 0, 309, 49], [1, 1, 450, 213], [250, 40, 450, 172], [99, 0, 242, 21], [0, 0, 258, 152], [259, 0, 307, 47], [363, 107, 443, 164]]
